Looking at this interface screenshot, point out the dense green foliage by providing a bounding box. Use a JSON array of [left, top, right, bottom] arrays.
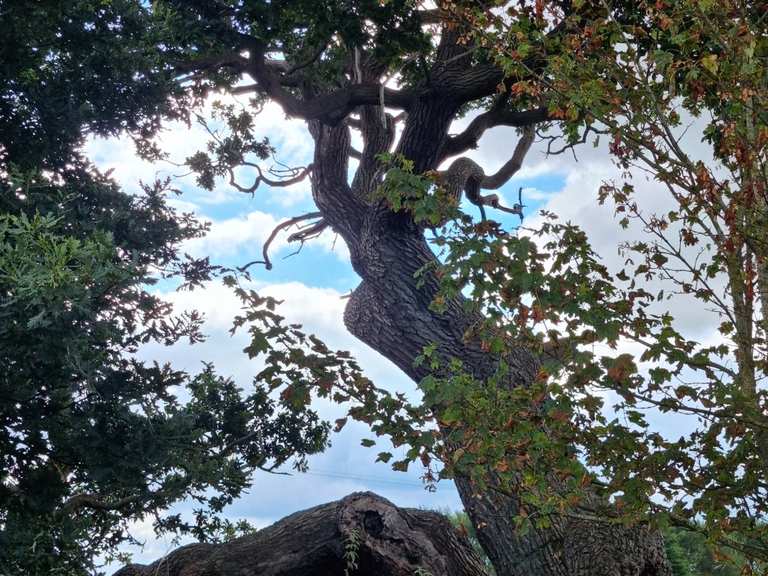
[[437, 0, 768, 567], [0, 0, 188, 171], [0, 182, 328, 575], [0, 3, 329, 574]]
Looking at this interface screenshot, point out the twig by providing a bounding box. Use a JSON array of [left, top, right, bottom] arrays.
[[260, 212, 323, 270]]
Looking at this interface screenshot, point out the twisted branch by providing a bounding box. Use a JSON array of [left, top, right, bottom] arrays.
[[439, 126, 535, 220], [441, 102, 547, 160], [227, 163, 312, 195], [244, 211, 326, 271]]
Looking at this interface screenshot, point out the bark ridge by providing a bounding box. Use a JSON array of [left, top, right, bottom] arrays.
[[115, 491, 487, 576]]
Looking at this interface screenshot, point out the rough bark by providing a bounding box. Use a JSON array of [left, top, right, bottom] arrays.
[[340, 202, 669, 576], [320, 46, 669, 572], [114, 492, 486, 576]]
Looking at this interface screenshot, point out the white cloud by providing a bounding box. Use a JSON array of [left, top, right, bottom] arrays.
[[266, 178, 313, 207], [178, 210, 349, 265], [144, 279, 409, 394], [85, 97, 315, 210], [165, 197, 200, 214], [183, 211, 284, 259], [105, 278, 457, 574]]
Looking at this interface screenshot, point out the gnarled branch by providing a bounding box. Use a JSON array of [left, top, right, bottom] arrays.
[[258, 211, 325, 270], [441, 103, 547, 161], [439, 126, 535, 220], [227, 164, 312, 195], [481, 125, 535, 189], [115, 492, 486, 576], [246, 42, 415, 124]]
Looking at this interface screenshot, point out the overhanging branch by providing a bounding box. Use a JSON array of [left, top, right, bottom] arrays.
[[481, 126, 535, 189], [256, 211, 325, 270], [61, 492, 147, 513], [228, 164, 312, 195], [247, 43, 414, 124], [441, 104, 548, 160], [438, 127, 535, 221]]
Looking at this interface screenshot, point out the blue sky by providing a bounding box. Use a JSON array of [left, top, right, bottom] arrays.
[[86, 97, 717, 571]]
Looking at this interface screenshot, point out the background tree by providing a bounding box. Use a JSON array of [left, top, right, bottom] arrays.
[[149, 1, 672, 574], [0, 4, 329, 574]]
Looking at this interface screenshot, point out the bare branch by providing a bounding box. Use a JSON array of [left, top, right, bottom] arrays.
[[286, 219, 328, 243], [438, 128, 534, 221], [538, 124, 609, 159], [244, 35, 510, 126], [481, 126, 535, 189], [246, 43, 414, 124], [441, 104, 547, 160], [258, 212, 324, 270], [227, 164, 312, 195]]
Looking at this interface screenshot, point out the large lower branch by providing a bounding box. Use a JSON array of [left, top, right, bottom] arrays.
[[246, 45, 415, 125], [114, 492, 486, 576]]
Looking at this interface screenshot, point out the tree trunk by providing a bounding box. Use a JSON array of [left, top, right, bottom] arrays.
[[114, 492, 486, 576], [293, 54, 673, 568], [341, 208, 669, 576]]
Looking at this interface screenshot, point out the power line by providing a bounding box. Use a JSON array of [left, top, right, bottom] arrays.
[[299, 468, 428, 489]]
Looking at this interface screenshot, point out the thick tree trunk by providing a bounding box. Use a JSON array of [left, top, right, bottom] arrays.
[[295, 62, 672, 570], [114, 492, 486, 576], [341, 212, 670, 576]]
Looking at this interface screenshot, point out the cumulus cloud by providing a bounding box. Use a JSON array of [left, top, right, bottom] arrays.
[[178, 210, 349, 265], [183, 211, 284, 259], [141, 279, 413, 400], [85, 98, 314, 208], [522, 135, 727, 341]]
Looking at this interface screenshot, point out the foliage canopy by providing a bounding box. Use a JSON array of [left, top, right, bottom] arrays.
[[0, 4, 328, 574]]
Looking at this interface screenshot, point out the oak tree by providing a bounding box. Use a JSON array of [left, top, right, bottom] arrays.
[[153, 1, 672, 575]]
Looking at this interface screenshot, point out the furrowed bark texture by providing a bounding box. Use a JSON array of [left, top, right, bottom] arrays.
[[114, 492, 486, 576], [215, 15, 671, 576]]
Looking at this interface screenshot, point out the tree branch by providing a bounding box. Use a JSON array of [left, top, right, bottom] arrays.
[[246, 43, 414, 124], [259, 212, 324, 270], [441, 104, 548, 160], [227, 164, 312, 195], [481, 125, 535, 189], [173, 52, 248, 75], [538, 124, 609, 159], [438, 127, 535, 221]]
